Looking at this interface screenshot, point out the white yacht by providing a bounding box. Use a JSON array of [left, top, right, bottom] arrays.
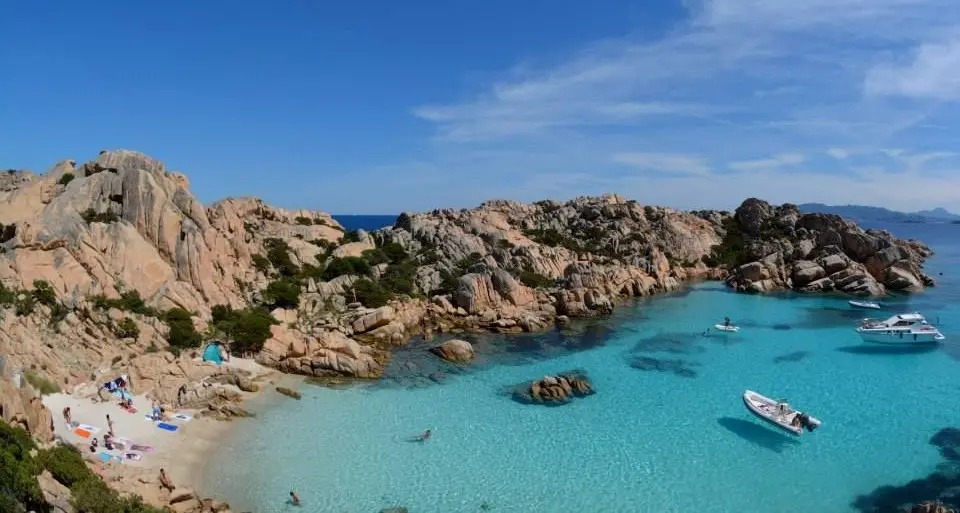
[[856, 313, 945, 344]]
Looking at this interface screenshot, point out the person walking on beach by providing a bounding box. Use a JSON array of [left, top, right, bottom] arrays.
[[106, 414, 114, 436], [289, 491, 301, 506], [159, 469, 175, 492], [62, 407, 72, 428]]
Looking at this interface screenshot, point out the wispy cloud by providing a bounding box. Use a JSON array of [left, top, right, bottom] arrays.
[[728, 153, 804, 172], [390, 0, 960, 213], [611, 152, 712, 175]]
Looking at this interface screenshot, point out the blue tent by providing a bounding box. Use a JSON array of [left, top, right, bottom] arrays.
[[202, 343, 223, 364]]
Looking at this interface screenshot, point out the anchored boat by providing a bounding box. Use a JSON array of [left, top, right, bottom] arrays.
[[743, 390, 821, 436], [848, 300, 882, 310], [856, 313, 945, 344], [714, 324, 740, 332]]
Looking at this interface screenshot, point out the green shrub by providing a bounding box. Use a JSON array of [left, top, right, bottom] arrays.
[[264, 238, 299, 278], [295, 216, 313, 226], [89, 290, 157, 317], [518, 268, 556, 289], [80, 209, 119, 224], [264, 279, 300, 309], [522, 228, 566, 247], [382, 242, 408, 264], [251, 254, 271, 274], [380, 261, 417, 295], [361, 248, 389, 265], [38, 445, 88, 488], [211, 304, 233, 324], [0, 422, 46, 513], [114, 318, 139, 339], [321, 257, 370, 281], [350, 279, 393, 308], [31, 280, 57, 306], [15, 295, 34, 316], [164, 308, 201, 350], [298, 263, 323, 280], [56, 173, 75, 186], [48, 303, 69, 328], [23, 370, 60, 395], [0, 283, 18, 306], [456, 252, 484, 272], [430, 269, 461, 296], [703, 217, 748, 268], [226, 308, 279, 355], [339, 229, 362, 244]]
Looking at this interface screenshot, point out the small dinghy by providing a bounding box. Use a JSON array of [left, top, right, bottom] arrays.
[[742, 390, 821, 436], [849, 300, 882, 310], [714, 324, 740, 332]]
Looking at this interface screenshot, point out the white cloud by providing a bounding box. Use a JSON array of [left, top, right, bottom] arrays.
[[611, 152, 712, 175], [826, 148, 851, 159], [728, 153, 805, 171], [865, 35, 960, 100]]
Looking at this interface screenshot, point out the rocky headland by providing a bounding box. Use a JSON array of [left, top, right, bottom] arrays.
[[0, 150, 938, 512]]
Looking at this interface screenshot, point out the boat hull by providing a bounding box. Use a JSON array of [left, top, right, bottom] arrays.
[[742, 391, 803, 436], [714, 325, 740, 332], [857, 330, 944, 344], [848, 300, 880, 310]]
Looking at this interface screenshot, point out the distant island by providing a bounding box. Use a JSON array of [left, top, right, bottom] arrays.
[[798, 203, 960, 224]]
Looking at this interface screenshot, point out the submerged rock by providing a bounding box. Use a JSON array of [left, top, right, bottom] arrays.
[[276, 386, 302, 400], [510, 370, 594, 405]]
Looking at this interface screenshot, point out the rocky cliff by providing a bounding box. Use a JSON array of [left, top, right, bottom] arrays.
[[0, 152, 935, 393], [723, 199, 934, 295]]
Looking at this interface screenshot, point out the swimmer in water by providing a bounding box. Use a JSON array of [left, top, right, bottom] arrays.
[[411, 429, 432, 442], [289, 491, 300, 506]]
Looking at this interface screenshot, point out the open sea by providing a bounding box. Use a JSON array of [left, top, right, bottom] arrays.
[[201, 222, 960, 513]]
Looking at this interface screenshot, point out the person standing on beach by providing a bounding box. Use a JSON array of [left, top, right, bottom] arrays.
[[62, 407, 72, 427], [106, 414, 114, 436]]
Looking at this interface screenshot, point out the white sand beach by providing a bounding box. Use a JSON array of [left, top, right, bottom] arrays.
[[41, 356, 272, 492]]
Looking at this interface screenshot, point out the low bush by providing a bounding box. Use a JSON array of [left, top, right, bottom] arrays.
[[518, 267, 556, 289], [164, 308, 201, 350], [321, 257, 370, 281], [56, 173, 75, 186], [264, 279, 300, 309], [0, 223, 15, 243], [80, 209, 119, 224], [23, 370, 60, 395], [114, 317, 140, 339], [31, 280, 57, 306], [350, 278, 393, 308], [210, 306, 279, 355]]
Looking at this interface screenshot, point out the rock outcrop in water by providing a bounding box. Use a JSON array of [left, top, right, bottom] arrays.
[[430, 339, 475, 363], [510, 370, 594, 405], [722, 199, 934, 296]]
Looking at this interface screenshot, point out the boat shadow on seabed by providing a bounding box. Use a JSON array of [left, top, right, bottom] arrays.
[[716, 417, 801, 454]]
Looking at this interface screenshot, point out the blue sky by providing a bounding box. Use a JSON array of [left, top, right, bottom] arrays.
[[4, 0, 960, 214]]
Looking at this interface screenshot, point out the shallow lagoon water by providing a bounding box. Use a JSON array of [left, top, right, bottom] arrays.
[[204, 223, 960, 513]]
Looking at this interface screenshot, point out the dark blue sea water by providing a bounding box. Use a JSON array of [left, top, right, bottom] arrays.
[[204, 222, 960, 513], [333, 215, 398, 232]]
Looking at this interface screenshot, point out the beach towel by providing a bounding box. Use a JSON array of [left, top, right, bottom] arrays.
[[74, 428, 93, 439], [112, 389, 133, 401], [172, 413, 192, 422], [103, 381, 118, 393], [77, 424, 100, 433], [97, 452, 122, 463], [124, 452, 142, 461], [130, 444, 155, 452], [156, 422, 179, 432]]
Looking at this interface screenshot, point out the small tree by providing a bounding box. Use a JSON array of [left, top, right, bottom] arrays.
[[164, 308, 201, 350], [264, 279, 300, 309]]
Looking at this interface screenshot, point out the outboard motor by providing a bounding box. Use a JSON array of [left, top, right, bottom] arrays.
[[798, 413, 820, 432]]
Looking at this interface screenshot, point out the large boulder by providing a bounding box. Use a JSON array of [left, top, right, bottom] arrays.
[[430, 339, 475, 363], [509, 370, 595, 406]]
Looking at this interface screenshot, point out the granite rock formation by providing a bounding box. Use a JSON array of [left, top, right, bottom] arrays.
[[510, 370, 595, 405], [724, 199, 934, 296], [430, 339, 475, 363], [0, 153, 934, 393]]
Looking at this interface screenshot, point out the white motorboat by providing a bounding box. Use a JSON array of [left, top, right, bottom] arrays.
[[856, 313, 945, 344], [848, 300, 882, 310], [714, 324, 740, 332], [742, 390, 821, 436]]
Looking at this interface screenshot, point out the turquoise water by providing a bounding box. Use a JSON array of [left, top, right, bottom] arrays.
[[204, 223, 960, 513]]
